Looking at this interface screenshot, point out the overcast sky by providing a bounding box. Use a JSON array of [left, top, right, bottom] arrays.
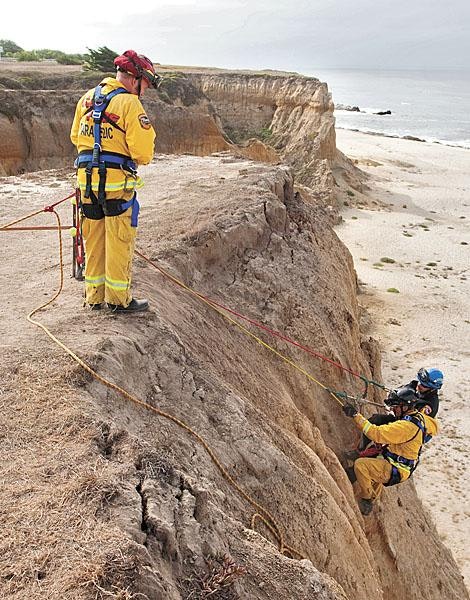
[[2, 0, 469, 73]]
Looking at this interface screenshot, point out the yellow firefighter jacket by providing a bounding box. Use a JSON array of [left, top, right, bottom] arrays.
[[353, 409, 438, 480], [70, 77, 156, 199]]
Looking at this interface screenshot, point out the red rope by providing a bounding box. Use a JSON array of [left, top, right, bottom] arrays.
[[0, 191, 375, 389], [43, 192, 75, 212], [1, 225, 73, 231], [136, 251, 365, 382], [201, 296, 363, 379]]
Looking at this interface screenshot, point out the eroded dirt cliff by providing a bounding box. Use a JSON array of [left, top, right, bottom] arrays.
[[186, 72, 337, 199], [0, 67, 340, 206], [0, 83, 228, 176], [0, 157, 466, 599]]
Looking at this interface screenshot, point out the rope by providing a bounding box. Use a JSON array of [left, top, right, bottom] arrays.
[[135, 251, 344, 408], [135, 251, 385, 393], [1, 193, 389, 558], [0, 193, 74, 230], [3, 202, 306, 560], [1, 225, 73, 231], [1, 194, 385, 396]]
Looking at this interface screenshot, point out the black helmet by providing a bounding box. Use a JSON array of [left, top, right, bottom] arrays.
[[385, 386, 417, 408]]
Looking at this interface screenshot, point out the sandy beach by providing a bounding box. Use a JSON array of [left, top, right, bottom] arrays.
[[335, 129, 470, 586]]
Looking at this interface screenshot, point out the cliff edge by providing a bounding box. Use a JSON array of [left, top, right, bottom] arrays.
[[0, 65, 348, 209], [0, 156, 466, 599]]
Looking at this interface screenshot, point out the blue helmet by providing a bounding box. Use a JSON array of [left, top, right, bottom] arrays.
[[417, 367, 444, 390]]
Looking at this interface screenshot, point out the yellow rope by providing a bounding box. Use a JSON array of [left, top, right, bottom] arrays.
[[136, 251, 345, 408], [19, 209, 306, 559], [3, 190, 366, 559]]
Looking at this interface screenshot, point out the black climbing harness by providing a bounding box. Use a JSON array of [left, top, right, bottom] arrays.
[[384, 413, 430, 487]]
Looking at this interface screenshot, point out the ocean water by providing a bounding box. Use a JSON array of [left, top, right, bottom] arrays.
[[311, 69, 470, 149]]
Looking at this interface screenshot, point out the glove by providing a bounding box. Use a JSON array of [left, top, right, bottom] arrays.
[[342, 403, 358, 418]]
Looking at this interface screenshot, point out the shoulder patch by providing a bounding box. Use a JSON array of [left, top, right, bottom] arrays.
[[138, 113, 151, 130]]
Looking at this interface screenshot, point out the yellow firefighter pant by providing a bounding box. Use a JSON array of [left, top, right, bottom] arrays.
[[354, 457, 410, 500], [81, 207, 137, 307]]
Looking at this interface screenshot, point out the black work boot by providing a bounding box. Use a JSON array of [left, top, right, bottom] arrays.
[[108, 298, 149, 313], [359, 498, 373, 516]]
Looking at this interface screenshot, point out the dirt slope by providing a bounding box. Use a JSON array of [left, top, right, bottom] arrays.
[[0, 156, 466, 599]]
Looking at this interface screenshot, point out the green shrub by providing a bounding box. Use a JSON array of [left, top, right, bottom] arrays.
[[84, 46, 118, 71], [259, 126, 273, 142], [16, 50, 40, 61], [0, 39, 22, 54], [57, 54, 84, 65]]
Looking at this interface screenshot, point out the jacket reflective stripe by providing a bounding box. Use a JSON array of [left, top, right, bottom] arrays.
[[77, 179, 144, 192], [356, 415, 372, 435], [386, 456, 412, 473]]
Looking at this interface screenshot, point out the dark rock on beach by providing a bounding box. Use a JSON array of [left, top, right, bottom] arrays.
[[403, 135, 425, 142]]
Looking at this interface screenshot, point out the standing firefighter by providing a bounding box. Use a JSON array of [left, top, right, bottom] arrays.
[[342, 368, 441, 515], [70, 49, 158, 312]]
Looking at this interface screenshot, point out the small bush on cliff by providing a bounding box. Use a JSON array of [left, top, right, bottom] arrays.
[[0, 42, 85, 65], [185, 554, 246, 599], [224, 126, 273, 145], [35, 49, 85, 65], [16, 50, 40, 62], [56, 54, 84, 65], [259, 126, 273, 142]]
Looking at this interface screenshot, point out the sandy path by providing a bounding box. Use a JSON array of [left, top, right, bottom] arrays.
[[335, 129, 470, 587]]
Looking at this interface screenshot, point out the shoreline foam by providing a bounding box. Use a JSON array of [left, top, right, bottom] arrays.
[[336, 125, 470, 150]]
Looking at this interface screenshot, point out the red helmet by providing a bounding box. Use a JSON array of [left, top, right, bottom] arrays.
[[114, 50, 160, 88]]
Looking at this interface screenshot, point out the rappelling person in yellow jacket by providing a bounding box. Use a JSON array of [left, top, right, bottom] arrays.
[[70, 50, 158, 312], [342, 381, 439, 516]]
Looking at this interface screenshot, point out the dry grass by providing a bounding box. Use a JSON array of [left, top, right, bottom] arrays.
[[185, 554, 247, 599], [0, 351, 137, 599]]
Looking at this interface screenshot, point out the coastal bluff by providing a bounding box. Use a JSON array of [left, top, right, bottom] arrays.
[[0, 65, 467, 600], [0, 67, 338, 204]]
